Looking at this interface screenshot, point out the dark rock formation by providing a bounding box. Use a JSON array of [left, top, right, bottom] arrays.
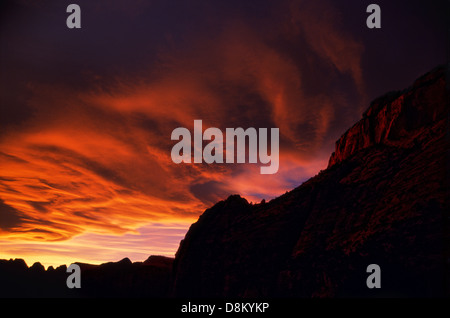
[[172, 65, 449, 297], [75, 256, 173, 297], [144, 255, 174, 268], [29, 262, 45, 273], [328, 66, 446, 168], [0, 256, 173, 297]]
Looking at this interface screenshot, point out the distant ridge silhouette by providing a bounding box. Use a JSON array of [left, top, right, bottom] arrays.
[[0, 256, 173, 297]]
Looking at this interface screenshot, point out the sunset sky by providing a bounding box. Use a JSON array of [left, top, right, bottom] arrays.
[[0, 0, 446, 267]]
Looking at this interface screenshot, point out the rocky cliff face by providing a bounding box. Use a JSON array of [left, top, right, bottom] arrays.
[[172, 66, 449, 297], [328, 66, 447, 167]]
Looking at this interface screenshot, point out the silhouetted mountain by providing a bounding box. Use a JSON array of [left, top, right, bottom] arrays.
[[0, 256, 173, 297], [144, 255, 174, 268], [0, 66, 447, 298], [29, 262, 45, 273], [172, 65, 449, 297]]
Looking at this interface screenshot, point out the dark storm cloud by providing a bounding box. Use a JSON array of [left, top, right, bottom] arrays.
[[330, 0, 447, 99], [0, 199, 23, 231], [26, 201, 49, 213], [190, 181, 232, 206]]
